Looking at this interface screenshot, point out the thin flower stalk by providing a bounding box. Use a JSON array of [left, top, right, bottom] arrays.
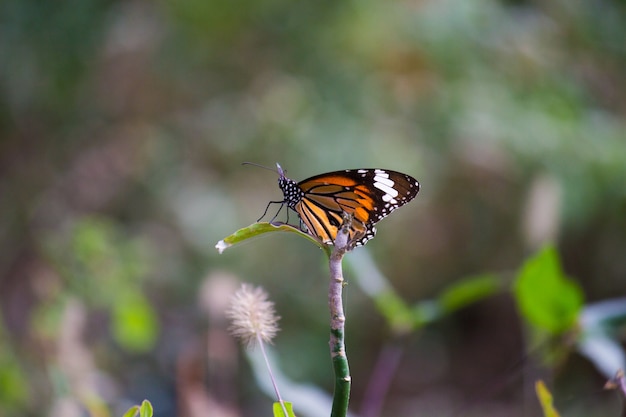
[[226, 284, 288, 416]]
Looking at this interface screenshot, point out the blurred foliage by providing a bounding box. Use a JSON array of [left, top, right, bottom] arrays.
[[273, 401, 295, 417], [123, 400, 153, 417], [536, 380, 562, 417], [0, 317, 29, 413], [1, 0, 626, 415], [514, 245, 583, 335], [39, 216, 158, 352]]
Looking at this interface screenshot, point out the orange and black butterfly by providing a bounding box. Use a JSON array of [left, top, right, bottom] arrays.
[[258, 163, 420, 247]]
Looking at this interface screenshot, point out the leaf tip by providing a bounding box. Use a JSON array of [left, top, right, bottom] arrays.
[[215, 240, 229, 254]]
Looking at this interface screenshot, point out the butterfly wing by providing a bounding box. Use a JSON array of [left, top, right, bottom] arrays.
[[295, 169, 420, 246]]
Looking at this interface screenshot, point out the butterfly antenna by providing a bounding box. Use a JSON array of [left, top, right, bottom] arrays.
[[241, 162, 280, 174]]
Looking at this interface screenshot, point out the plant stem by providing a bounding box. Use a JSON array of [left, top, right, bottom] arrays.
[[328, 217, 352, 417], [257, 335, 288, 417]]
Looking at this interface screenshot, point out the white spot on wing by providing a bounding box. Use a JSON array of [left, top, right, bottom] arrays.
[[374, 181, 399, 198], [373, 175, 394, 187], [382, 194, 398, 204]]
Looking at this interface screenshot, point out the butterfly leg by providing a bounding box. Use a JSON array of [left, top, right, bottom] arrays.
[[258, 200, 285, 222], [268, 203, 290, 226]]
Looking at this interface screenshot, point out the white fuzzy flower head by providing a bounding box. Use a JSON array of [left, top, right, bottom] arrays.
[[226, 284, 280, 347]]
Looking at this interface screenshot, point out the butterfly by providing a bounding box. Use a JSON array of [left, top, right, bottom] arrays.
[[258, 163, 420, 247]]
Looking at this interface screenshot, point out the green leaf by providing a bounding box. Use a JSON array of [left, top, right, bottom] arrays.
[[514, 245, 584, 334], [273, 401, 296, 417], [112, 292, 158, 352], [404, 275, 500, 332], [139, 400, 153, 417], [216, 222, 330, 256], [438, 274, 500, 313], [535, 380, 561, 417], [122, 405, 139, 417], [374, 291, 416, 333], [411, 300, 443, 328]]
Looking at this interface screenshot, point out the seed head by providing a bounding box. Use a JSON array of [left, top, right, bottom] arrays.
[[226, 284, 280, 347]]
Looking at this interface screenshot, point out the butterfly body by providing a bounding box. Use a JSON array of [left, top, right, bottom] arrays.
[[273, 163, 420, 247]]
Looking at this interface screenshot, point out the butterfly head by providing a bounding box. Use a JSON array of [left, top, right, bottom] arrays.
[[276, 163, 303, 209]]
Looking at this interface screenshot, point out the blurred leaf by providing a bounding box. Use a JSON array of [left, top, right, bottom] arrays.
[[514, 245, 584, 334], [438, 274, 500, 313], [373, 275, 501, 334], [578, 299, 626, 378], [139, 400, 153, 417], [411, 300, 443, 328], [374, 290, 416, 334], [216, 222, 330, 256], [122, 405, 139, 417], [577, 333, 625, 380], [0, 320, 28, 410], [273, 401, 295, 417], [580, 298, 626, 333], [112, 292, 159, 353], [535, 380, 561, 417], [47, 216, 150, 307], [42, 216, 159, 353], [0, 363, 28, 408]]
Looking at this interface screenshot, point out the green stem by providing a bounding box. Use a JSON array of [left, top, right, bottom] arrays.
[[328, 217, 352, 417]]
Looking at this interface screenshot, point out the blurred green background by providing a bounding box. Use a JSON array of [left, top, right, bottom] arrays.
[[1, 0, 625, 416]]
